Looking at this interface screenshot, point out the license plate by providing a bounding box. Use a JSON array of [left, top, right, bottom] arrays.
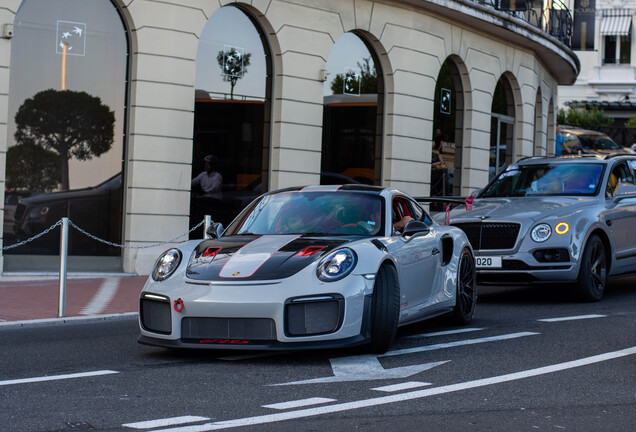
[[475, 256, 502, 269]]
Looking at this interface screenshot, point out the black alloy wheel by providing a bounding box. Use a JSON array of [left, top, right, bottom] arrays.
[[574, 234, 607, 302], [452, 247, 477, 325], [367, 263, 400, 354]]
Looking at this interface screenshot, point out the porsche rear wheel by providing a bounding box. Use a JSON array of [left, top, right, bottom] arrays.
[[368, 263, 400, 354], [452, 247, 476, 325], [573, 234, 607, 302]]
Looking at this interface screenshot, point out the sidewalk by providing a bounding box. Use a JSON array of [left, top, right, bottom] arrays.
[[0, 274, 147, 326]]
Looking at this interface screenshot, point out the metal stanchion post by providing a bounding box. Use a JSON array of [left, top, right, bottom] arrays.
[[204, 215, 212, 239], [58, 217, 69, 318]]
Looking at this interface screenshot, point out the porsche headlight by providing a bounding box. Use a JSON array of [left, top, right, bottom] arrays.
[[531, 223, 552, 242], [316, 248, 357, 282], [151, 248, 182, 281]]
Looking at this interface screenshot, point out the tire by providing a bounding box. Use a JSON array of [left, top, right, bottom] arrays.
[[452, 247, 477, 325], [367, 264, 400, 354], [573, 234, 607, 302]]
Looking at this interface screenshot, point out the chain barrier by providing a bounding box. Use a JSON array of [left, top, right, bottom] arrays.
[[1, 218, 205, 251], [1, 220, 63, 250]]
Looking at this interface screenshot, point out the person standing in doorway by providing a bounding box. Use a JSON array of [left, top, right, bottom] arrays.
[[192, 154, 222, 200], [434, 128, 445, 153]]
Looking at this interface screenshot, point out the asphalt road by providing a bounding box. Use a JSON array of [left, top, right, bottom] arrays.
[[1, 277, 635, 432]]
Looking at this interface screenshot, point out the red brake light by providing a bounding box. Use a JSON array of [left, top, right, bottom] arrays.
[[295, 246, 326, 257]]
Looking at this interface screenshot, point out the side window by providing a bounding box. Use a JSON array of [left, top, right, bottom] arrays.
[[408, 200, 432, 226], [627, 160, 636, 183], [607, 162, 633, 197], [563, 133, 578, 149], [392, 196, 412, 235]]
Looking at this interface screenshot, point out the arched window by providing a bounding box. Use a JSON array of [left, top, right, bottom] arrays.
[[432, 58, 465, 197], [490, 76, 515, 181], [191, 6, 271, 232], [321, 32, 383, 186], [4, 0, 128, 271]]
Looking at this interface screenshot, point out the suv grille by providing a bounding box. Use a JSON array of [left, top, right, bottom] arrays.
[[452, 222, 520, 251]]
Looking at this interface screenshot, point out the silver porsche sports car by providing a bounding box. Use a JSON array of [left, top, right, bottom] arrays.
[[446, 154, 636, 301], [138, 185, 476, 353]]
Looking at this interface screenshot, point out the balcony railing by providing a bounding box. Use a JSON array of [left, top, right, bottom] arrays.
[[476, 0, 573, 47]]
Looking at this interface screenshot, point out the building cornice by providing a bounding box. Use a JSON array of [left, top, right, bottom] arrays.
[[398, 0, 580, 85]]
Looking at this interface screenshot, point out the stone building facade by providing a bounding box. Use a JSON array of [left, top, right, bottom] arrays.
[[0, 0, 578, 275]]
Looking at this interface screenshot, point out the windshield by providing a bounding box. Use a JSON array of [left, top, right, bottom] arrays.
[[225, 191, 384, 236], [568, 133, 621, 150], [480, 163, 605, 197]]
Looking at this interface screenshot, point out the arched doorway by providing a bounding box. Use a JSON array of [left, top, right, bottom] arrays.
[[432, 58, 465, 197], [4, 0, 129, 271], [490, 76, 516, 181], [191, 5, 272, 232], [321, 32, 384, 186]]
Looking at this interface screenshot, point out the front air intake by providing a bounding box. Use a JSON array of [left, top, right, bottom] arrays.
[[285, 295, 344, 336], [140, 297, 172, 334]]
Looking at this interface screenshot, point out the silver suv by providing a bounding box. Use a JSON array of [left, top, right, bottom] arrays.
[[447, 154, 636, 301]]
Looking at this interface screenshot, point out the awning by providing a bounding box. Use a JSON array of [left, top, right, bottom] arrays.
[[600, 12, 632, 36]]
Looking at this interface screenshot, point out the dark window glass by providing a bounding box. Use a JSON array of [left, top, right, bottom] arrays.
[[5, 0, 127, 262], [604, 36, 617, 64], [191, 6, 270, 233], [620, 34, 631, 64], [321, 33, 382, 186]]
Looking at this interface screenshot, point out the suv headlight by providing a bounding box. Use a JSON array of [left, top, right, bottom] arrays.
[[316, 248, 357, 282], [531, 223, 552, 242], [151, 248, 182, 281]]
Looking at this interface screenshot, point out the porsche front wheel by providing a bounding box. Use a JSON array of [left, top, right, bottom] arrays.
[[368, 263, 400, 354], [452, 247, 476, 325]]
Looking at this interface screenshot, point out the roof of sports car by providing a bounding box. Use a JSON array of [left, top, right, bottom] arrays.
[[265, 184, 386, 195], [517, 154, 636, 165]]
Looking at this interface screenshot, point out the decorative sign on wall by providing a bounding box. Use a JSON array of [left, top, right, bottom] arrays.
[[56, 20, 87, 56], [440, 88, 451, 114]]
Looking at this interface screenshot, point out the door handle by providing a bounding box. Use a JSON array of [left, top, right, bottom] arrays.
[[432, 248, 440, 256]]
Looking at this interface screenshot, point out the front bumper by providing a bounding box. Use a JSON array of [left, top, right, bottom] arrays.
[[138, 272, 376, 350], [474, 248, 578, 284]]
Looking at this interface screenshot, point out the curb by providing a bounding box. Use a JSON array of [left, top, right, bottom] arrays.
[[0, 312, 138, 329]]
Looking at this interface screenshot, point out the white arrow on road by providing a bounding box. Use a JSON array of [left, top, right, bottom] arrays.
[[270, 355, 448, 386]]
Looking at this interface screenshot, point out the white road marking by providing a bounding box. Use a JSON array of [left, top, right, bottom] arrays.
[[0, 370, 118, 386], [271, 358, 448, 386], [402, 328, 484, 339], [123, 416, 211, 429], [381, 332, 539, 357], [262, 398, 336, 410], [271, 332, 537, 386], [144, 346, 636, 432], [538, 314, 606, 323], [371, 381, 431, 392], [80, 278, 120, 315]]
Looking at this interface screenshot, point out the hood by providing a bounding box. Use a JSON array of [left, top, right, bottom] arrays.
[[185, 235, 350, 281], [449, 196, 596, 223], [18, 175, 121, 207]]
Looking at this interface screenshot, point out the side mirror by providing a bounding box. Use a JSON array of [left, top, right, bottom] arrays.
[[206, 222, 224, 239], [402, 220, 430, 237]]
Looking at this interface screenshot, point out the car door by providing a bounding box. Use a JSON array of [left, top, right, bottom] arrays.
[[603, 161, 636, 273], [386, 196, 440, 320]]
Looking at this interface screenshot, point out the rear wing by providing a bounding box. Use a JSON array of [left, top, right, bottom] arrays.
[[415, 195, 474, 225]]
